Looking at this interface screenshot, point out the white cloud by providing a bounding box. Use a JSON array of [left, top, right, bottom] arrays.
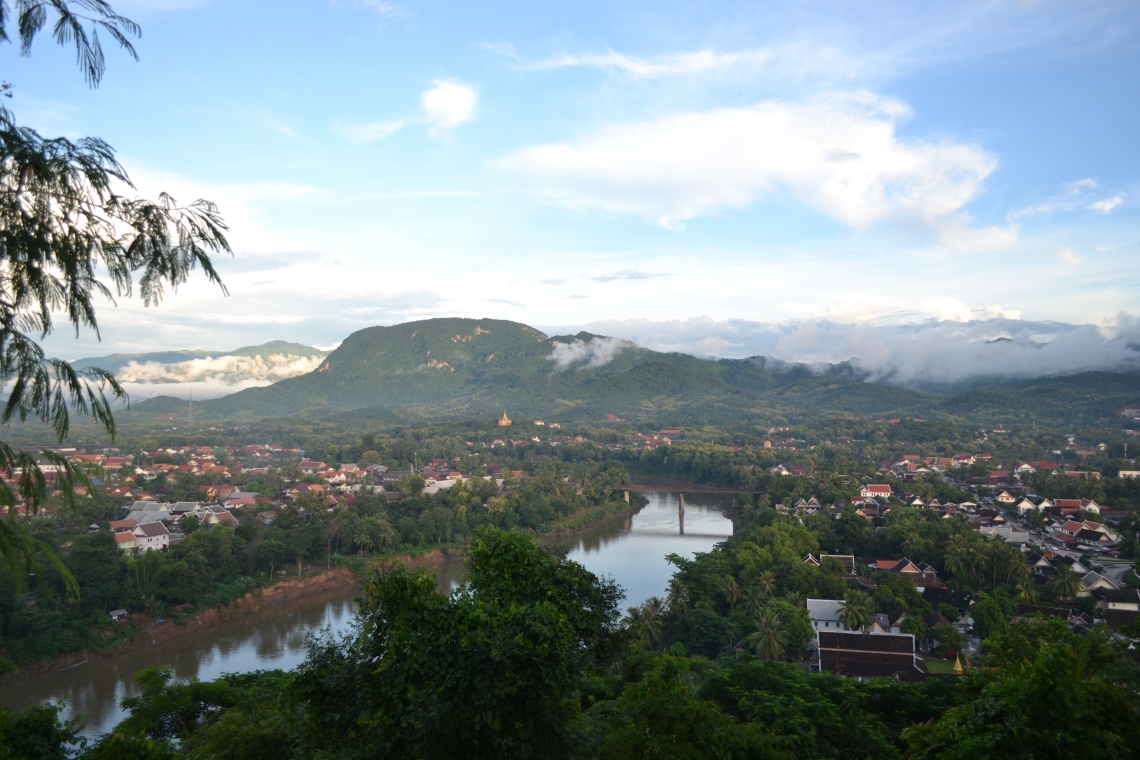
[[1089, 195, 1123, 214], [1057, 248, 1084, 266], [547, 337, 629, 371], [496, 92, 1003, 242], [421, 80, 478, 132], [1008, 179, 1112, 222], [121, 379, 273, 402], [330, 0, 410, 19], [523, 49, 772, 78], [558, 314, 1140, 386], [117, 353, 326, 385], [331, 120, 404, 144]]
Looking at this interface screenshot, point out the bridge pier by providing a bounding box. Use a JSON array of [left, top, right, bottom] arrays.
[[624, 490, 630, 503], [679, 493, 685, 535]]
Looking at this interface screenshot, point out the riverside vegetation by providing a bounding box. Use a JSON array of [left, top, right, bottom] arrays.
[[3, 513, 1140, 759], [5, 410, 1140, 673]]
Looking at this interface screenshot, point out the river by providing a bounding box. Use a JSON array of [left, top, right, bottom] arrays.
[[0, 492, 733, 737]]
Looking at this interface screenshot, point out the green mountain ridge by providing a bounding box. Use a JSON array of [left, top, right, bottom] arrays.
[[124, 318, 1140, 427]]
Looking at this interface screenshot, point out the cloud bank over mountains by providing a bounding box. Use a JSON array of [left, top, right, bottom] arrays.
[[105, 313, 1140, 406], [555, 315, 1140, 387], [116, 353, 327, 402]]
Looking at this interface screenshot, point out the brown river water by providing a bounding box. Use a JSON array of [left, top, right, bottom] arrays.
[[0, 492, 733, 736]]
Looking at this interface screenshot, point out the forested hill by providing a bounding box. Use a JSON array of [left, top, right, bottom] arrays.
[[127, 318, 1140, 427]]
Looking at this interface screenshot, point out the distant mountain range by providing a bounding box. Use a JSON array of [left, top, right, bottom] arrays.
[[74, 341, 327, 377], [124, 318, 1140, 428], [72, 341, 328, 397]]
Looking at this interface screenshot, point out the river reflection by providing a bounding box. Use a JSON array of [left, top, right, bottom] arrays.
[[0, 582, 367, 737], [1, 491, 730, 737], [562, 491, 734, 607]]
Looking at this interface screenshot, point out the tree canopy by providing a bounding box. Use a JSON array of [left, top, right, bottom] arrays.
[[0, 0, 229, 591]]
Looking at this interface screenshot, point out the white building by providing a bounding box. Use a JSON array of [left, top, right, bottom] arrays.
[[807, 599, 852, 631], [132, 521, 170, 553]]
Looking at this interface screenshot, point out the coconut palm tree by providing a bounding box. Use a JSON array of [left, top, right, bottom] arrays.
[[1016, 581, 1040, 604], [354, 532, 374, 558], [1051, 564, 1082, 602], [781, 591, 805, 608], [1006, 552, 1030, 585], [741, 588, 767, 617], [722, 575, 741, 608], [625, 600, 663, 645], [757, 570, 777, 598], [739, 610, 789, 661], [665, 578, 688, 615], [985, 541, 1006, 588], [838, 590, 874, 632], [943, 536, 969, 576], [323, 519, 344, 568]]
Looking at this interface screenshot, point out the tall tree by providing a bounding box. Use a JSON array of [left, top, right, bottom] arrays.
[[838, 590, 874, 632], [0, 1, 229, 593], [1050, 564, 1082, 603], [740, 609, 789, 661], [294, 527, 625, 759]]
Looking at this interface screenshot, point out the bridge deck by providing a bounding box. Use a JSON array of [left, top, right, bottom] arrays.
[[612, 484, 764, 494]]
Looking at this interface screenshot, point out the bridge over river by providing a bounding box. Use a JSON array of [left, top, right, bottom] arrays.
[[610, 484, 763, 535]]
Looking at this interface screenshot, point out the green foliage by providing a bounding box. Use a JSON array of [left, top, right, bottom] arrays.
[[0, 0, 227, 604], [904, 619, 1140, 759], [0, 702, 84, 759], [115, 667, 238, 742], [971, 594, 1008, 641], [293, 527, 626, 759], [698, 658, 958, 759], [931, 623, 964, 654], [586, 654, 784, 759]]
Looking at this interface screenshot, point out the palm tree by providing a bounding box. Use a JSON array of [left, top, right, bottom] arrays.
[[1006, 552, 1030, 585], [986, 541, 1005, 588], [665, 578, 688, 615], [1051, 564, 1081, 602], [965, 543, 985, 582], [1016, 581, 1040, 604], [371, 518, 397, 551], [943, 536, 969, 576], [901, 532, 920, 558], [741, 588, 767, 617], [757, 570, 777, 598], [781, 591, 805, 608], [644, 596, 666, 625], [323, 519, 344, 568], [354, 532, 374, 558], [625, 600, 663, 645], [739, 610, 789, 661], [838, 591, 874, 632], [722, 576, 741, 608]]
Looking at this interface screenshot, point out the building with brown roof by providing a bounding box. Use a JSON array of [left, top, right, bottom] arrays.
[[815, 631, 926, 680]]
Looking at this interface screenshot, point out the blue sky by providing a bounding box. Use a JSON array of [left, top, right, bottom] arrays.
[[6, 0, 1140, 368]]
